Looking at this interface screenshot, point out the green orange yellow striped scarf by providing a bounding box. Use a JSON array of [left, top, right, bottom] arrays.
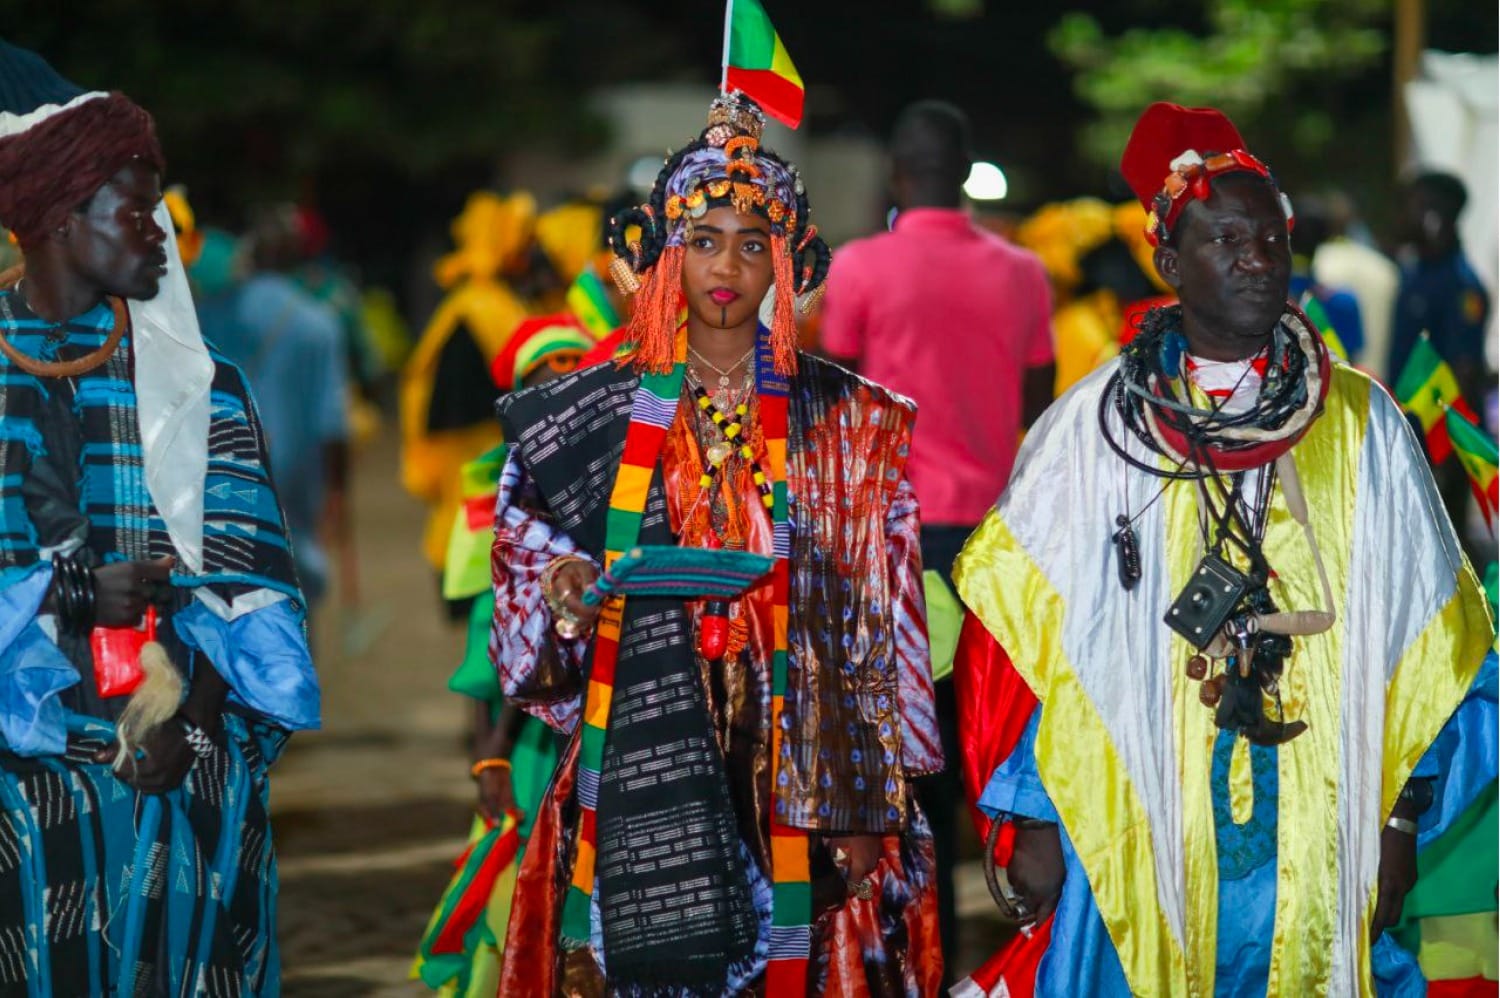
[[560, 322, 809, 989]]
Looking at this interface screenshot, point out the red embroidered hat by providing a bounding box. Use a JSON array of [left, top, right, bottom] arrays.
[[1120, 102, 1290, 246]]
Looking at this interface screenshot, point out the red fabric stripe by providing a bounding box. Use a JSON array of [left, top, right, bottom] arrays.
[[1427, 423, 1455, 465], [1427, 978, 1498, 998], [463, 494, 495, 531], [954, 611, 1039, 837], [766, 960, 808, 992], [962, 914, 1054, 997], [430, 823, 522, 954], [621, 423, 669, 468], [590, 635, 617, 687], [724, 67, 804, 129]]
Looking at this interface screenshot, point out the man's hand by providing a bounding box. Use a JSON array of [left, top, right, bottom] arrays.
[[1371, 824, 1418, 941], [549, 560, 602, 634], [93, 556, 174, 627], [97, 720, 201, 795], [1008, 821, 1066, 921]]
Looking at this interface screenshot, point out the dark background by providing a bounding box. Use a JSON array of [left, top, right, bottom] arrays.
[[9, 0, 1495, 303]]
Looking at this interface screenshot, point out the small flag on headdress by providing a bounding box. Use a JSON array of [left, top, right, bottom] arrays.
[[721, 0, 805, 129], [1445, 405, 1498, 533], [1395, 334, 1475, 464], [566, 266, 621, 341]]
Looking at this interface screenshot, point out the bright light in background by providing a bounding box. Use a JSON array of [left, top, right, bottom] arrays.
[[964, 161, 1008, 201], [627, 154, 664, 198]]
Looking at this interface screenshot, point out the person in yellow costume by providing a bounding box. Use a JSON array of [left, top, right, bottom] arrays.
[[402, 193, 606, 581], [1015, 198, 1172, 397], [401, 191, 538, 576]]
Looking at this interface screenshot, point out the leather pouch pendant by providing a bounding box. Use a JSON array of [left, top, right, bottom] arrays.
[[1165, 552, 1249, 650]]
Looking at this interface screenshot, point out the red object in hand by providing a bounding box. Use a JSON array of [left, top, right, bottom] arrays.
[[699, 601, 730, 660], [90, 605, 155, 698]]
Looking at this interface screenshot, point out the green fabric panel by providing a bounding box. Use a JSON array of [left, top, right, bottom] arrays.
[[923, 569, 962, 682], [1403, 781, 1498, 922], [510, 716, 558, 842], [447, 590, 501, 701]]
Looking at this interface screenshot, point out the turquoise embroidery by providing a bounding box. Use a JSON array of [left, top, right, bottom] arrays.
[[1211, 728, 1278, 880]]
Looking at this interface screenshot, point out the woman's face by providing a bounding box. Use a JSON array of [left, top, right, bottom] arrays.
[[679, 205, 774, 332]]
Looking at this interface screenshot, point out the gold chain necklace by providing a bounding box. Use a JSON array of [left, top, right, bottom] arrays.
[[687, 342, 755, 392]]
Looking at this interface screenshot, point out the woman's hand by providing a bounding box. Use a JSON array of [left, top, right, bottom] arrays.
[[829, 833, 883, 901], [546, 558, 601, 636]]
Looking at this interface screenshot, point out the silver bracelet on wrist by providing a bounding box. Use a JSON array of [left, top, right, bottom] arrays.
[[176, 716, 215, 759], [1385, 816, 1419, 836]]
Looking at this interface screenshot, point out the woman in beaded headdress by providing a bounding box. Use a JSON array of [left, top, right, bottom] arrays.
[[489, 92, 945, 995]]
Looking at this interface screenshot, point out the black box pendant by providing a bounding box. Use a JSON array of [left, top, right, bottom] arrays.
[[1165, 553, 1250, 651]]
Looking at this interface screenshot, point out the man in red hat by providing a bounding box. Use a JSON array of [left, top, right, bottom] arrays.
[[949, 102, 1493, 995]]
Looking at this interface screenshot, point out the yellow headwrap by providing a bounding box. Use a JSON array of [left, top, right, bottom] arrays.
[[432, 191, 538, 289]]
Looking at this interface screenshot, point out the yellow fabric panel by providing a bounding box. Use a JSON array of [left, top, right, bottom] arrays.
[[956, 514, 1190, 997], [1417, 912, 1500, 981], [1160, 460, 1229, 996], [1228, 737, 1254, 825]]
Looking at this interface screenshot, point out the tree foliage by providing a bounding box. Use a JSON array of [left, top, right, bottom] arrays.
[[1049, 0, 1388, 168]]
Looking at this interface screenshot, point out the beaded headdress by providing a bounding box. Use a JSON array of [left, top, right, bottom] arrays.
[[1120, 102, 1294, 248], [605, 92, 831, 375]]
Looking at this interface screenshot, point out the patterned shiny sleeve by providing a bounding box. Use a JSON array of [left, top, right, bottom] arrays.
[[489, 449, 596, 733], [888, 476, 944, 776]]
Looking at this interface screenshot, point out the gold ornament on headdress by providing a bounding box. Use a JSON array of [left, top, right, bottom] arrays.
[[705, 92, 766, 146]]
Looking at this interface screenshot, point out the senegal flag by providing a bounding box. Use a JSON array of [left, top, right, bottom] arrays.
[[1299, 294, 1349, 363], [722, 0, 804, 128], [1395, 334, 1475, 464], [1446, 406, 1498, 533]]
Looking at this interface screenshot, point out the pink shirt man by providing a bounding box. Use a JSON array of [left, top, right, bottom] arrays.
[[821, 208, 1054, 526]]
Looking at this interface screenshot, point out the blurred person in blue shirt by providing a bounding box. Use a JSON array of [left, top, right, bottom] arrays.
[[194, 209, 350, 606]]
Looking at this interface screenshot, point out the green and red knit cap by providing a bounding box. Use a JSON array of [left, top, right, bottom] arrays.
[[489, 314, 594, 391]]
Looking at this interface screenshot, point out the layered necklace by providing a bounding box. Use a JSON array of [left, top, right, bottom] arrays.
[[688, 342, 755, 411], [1100, 302, 1335, 745]]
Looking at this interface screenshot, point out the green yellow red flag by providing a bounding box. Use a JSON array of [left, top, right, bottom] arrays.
[[722, 0, 804, 129], [1395, 334, 1473, 464], [1299, 294, 1349, 363], [1445, 405, 1498, 533], [566, 266, 621, 341]]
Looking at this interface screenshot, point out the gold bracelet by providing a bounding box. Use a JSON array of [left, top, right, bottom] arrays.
[[470, 758, 512, 779], [540, 555, 593, 638]]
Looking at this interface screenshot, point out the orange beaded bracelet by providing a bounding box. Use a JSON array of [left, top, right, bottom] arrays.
[[470, 758, 512, 779]]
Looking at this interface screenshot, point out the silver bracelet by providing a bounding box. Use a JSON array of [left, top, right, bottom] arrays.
[[176, 716, 215, 759], [1385, 816, 1419, 836]]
